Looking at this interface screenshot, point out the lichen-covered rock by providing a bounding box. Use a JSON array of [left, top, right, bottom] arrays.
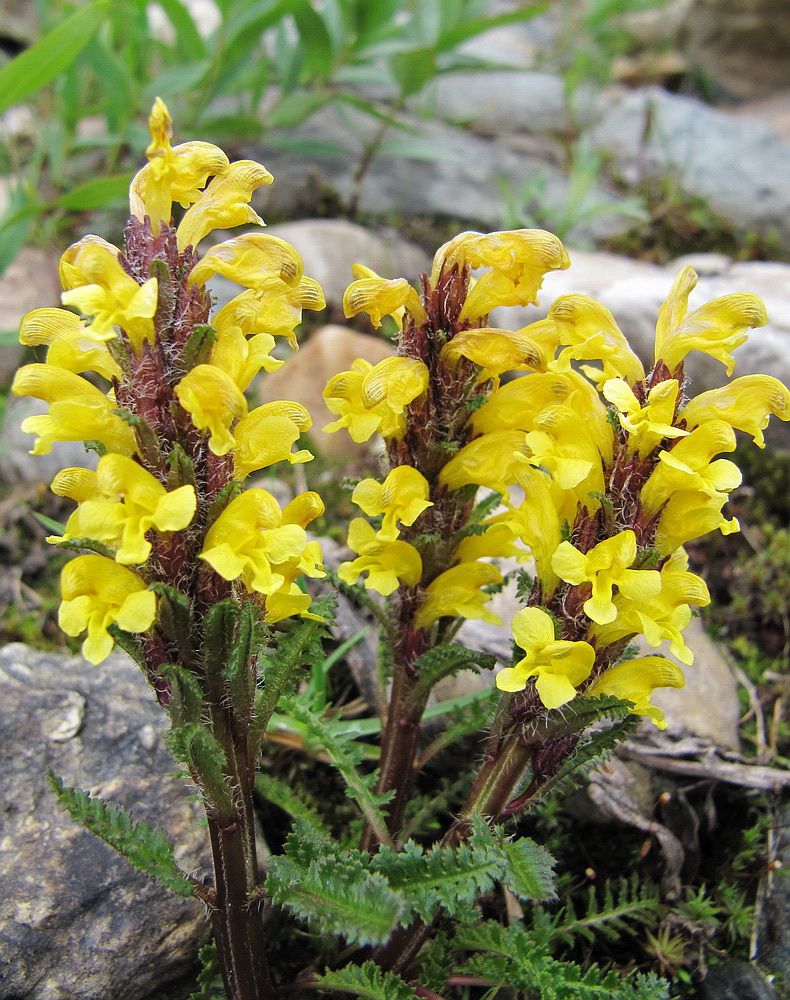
[[0, 644, 209, 1000]]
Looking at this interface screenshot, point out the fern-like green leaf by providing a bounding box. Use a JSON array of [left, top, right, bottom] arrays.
[[315, 961, 418, 999], [490, 827, 556, 903], [455, 920, 669, 1000], [372, 834, 502, 922], [412, 643, 496, 699], [538, 876, 661, 946], [284, 703, 393, 848], [48, 773, 194, 897], [253, 773, 329, 837], [266, 822, 406, 946]]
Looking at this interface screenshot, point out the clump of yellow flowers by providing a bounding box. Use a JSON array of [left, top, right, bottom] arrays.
[[12, 98, 326, 998], [327, 226, 789, 847], [14, 97, 326, 667]]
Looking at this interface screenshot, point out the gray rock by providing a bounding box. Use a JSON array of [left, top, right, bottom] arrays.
[[756, 798, 790, 992], [0, 643, 209, 1000], [701, 961, 779, 1000], [251, 106, 643, 246], [681, 0, 790, 101], [587, 87, 790, 248]]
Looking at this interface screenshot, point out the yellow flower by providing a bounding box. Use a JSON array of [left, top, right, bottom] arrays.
[[453, 521, 523, 564], [211, 324, 283, 391], [495, 606, 594, 709], [338, 518, 422, 596], [521, 406, 609, 505], [49, 467, 102, 543], [682, 375, 790, 448], [432, 229, 570, 320], [323, 357, 429, 442], [351, 466, 432, 541], [438, 429, 530, 498], [19, 308, 122, 376], [343, 271, 427, 328], [11, 364, 137, 456], [59, 554, 156, 665], [200, 489, 311, 595], [655, 266, 767, 376], [602, 378, 688, 458], [440, 327, 548, 386], [653, 490, 740, 554], [189, 232, 303, 290], [640, 420, 740, 518], [414, 561, 503, 629], [547, 295, 645, 384], [73, 453, 196, 565], [176, 161, 274, 250], [552, 531, 661, 626], [587, 656, 685, 729], [214, 279, 325, 350], [591, 562, 710, 665], [497, 464, 563, 596], [129, 97, 230, 233], [59, 235, 120, 292], [469, 372, 573, 434], [232, 402, 314, 479], [175, 364, 248, 455], [60, 244, 157, 351]]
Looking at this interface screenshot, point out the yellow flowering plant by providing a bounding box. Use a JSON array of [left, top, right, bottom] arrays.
[[17, 99, 790, 999]]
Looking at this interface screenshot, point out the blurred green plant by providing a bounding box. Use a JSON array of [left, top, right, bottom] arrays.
[[496, 136, 647, 247], [0, 0, 547, 274]]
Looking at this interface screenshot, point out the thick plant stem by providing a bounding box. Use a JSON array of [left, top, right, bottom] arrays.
[[360, 661, 429, 853], [207, 787, 273, 1000]]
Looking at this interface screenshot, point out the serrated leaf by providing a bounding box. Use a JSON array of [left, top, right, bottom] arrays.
[[0, 1, 110, 116], [497, 832, 557, 902], [48, 773, 194, 897], [253, 773, 329, 836], [412, 642, 495, 699], [372, 831, 504, 922], [266, 823, 405, 946], [315, 961, 418, 1000]]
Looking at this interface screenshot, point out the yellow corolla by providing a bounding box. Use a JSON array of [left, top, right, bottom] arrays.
[[343, 270, 427, 329], [11, 364, 137, 456], [175, 364, 248, 456], [129, 96, 230, 233], [587, 656, 685, 729], [496, 606, 595, 710], [552, 531, 661, 626], [60, 244, 157, 352], [338, 518, 422, 596], [59, 554, 156, 665], [351, 466, 432, 541], [682, 375, 790, 448], [414, 561, 503, 629], [74, 453, 196, 565], [200, 489, 311, 596], [654, 266, 767, 376]]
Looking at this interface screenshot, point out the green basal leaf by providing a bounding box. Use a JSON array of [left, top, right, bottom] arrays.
[[254, 773, 329, 836], [0, 0, 110, 116], [315, 961, 419, 1000], [266, 822, 406, 946], [48, 772, 194, 897], [412, 642, 496, 700]]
